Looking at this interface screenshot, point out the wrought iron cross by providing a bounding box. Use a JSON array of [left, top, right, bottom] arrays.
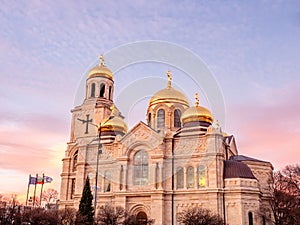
[[77, 114, 93, 134]]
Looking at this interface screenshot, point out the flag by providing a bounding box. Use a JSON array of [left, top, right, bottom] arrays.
[[36, 176, 44, 184], [29, 175, 37, 185], [44, 176, 53, 183]]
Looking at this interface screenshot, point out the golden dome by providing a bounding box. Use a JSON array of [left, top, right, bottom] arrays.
[[99, 104, 127, 134], [181, 92, 213, 124], [149, 70, 189, 107], [88, 55, 114, 80], [100, 116, 128, 133]]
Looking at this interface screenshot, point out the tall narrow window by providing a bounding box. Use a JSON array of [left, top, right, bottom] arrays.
[[155, 163, 159, 189], [148, 113, 151, 126], [248, 212, 253, 225], [120, 165, 123, 190], [198, 165, 206, 188], [174, 109, 181, 127], [91, 83, 96, 97], [187, 166, 194, 189], [72, 150, 78, 172], [104, 171, 111, 192], [70, 178, 75, 199], [100, 83, 105, 98], [176, 167, 184, 189], [157, 109, 165, 128], [134, 150, 148, 185], [108, 86, 112, 100]]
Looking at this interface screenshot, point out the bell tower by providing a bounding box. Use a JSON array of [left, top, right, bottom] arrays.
[[86, 54, 114, 125], [68, 55, 114, 143]]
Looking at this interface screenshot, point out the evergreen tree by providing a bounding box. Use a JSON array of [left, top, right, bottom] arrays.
[[76, 176, 94, 225]]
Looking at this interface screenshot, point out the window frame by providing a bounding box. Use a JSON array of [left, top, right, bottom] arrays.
[[133, 150, 149, 186]]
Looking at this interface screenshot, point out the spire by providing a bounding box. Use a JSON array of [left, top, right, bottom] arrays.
[[195, 92, 199, 107], [167, 70, 172, 88], [99, 54, 104, 66]]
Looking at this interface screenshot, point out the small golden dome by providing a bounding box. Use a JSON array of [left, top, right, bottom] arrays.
[[99, 104, 127, 134], [100, 116, 128, 133], [149, 70, 189, 107], [88, 55, 114, 80], [181, 92, 213, 124]]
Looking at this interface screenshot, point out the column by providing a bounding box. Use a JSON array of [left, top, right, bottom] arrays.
[[152, 113, 156, 130], [194, 166, 198, 189], [183, 167, 187, 189], [158, 163, 163, 189], [101, 175, 105, 193], [123, 165, 127, 191], [119, 165, 123, 191]]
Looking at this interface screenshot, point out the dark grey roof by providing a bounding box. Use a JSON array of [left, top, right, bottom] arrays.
[[224, 160, 256, 179], [230, 155, 267, 163]]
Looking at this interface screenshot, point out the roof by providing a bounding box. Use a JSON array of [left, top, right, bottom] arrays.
[[224, 160, 256, 179], [230, 155, 268, 163], [224, 135, 234, 144]]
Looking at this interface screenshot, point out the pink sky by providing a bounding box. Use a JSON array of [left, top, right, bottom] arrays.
[[0, 0, 299, 203]]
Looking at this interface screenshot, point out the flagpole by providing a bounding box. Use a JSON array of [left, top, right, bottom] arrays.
[[39, 173, 44, 207], [25, 174, 31, 206], [33, 173, 38, 207]]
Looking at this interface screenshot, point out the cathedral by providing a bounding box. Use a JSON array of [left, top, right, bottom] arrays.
[[60, 56, 273, 225]]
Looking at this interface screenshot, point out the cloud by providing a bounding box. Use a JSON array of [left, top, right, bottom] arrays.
[[227, 83, 300, 169], [0, 112, 68, 171]]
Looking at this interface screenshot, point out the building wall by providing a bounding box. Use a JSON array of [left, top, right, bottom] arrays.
[[60, 73, 273, 225]]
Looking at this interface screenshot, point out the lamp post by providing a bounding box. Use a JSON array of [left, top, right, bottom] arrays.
[[94, 123, 102, 213]]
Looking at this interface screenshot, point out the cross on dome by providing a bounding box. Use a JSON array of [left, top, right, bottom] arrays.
[[99, 54, 104, 66], [167, 70, 172, 88], [195, 92, 199, 106]]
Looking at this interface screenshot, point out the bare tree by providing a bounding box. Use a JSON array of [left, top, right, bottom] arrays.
[[122, 211, 154, 225], [22, 207, 59, 225], [271, 164, 300, 225], [95, 204, 154, 225], [0, 194, 21, 224], [58, 208, 77, 225], [95, 204, 125, 225], [42, 188, 59, 204], [177, 206, 225, 225]]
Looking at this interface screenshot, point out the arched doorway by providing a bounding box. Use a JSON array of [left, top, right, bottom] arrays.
[[136, 211, 147, 225]]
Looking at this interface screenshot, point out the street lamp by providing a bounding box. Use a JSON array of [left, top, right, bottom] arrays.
[[94, 122, 102, 212], [77, 117, 108, 214], [93, 117, 110, 214]]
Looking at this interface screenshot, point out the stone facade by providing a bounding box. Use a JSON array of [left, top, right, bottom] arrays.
[[59, 61, 273, 225]]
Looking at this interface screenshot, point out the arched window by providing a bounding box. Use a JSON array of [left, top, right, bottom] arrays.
[[91, 83, 96, 97], [148, 113, 151, 126], [100, 83, 105, 98], [174, 109, 181, 127], [136, 211, 147, 225], [187, 166, 194, 189], [70, 178, 75, 199], [134, 150, 148, 185], [262, 216, 266, 225], [72, 150, 78, 172], [104, 171, 111, 192], [176, 167, 184, 189], [198, 165, 206, 188], [248, 212, 253, 225], [157, 109, 165, 128], [108, 86, 112, 100]]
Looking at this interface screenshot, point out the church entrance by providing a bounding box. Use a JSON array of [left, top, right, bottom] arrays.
[[136, 211, 147, 225]]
